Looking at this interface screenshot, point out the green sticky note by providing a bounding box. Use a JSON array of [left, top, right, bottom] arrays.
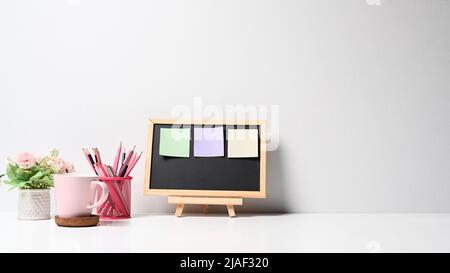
[[159, 128, 191, 157]]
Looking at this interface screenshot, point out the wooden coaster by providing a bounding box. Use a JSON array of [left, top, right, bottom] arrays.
[[55, 215, 100, 227]]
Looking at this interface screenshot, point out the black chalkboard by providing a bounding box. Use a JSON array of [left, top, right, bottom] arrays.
[[145, 120, 265, 194]]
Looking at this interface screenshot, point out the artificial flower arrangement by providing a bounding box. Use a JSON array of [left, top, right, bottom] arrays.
[[2, 149, 74, 189], [1, 149, 74, 220]]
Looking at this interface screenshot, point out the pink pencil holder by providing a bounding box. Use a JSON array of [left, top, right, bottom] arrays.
[[94, 177, 132, 219]]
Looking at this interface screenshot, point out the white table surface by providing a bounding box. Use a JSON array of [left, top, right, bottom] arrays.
[[1, 212, 449, 252]]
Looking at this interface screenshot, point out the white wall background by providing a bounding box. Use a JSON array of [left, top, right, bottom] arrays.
[[0, 0, 449, 213]]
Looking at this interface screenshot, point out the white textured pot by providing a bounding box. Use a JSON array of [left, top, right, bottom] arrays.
[[18, 189, 51, 220]]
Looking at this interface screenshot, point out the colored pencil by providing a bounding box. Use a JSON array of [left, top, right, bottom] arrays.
[[121, 147, 126, 166], [95, 147, 103, 166], [113, 142, 122, 176], [117, 147, 134, 177], [125, 152, 142, 177], [82, 148, 98, 175], [107, 165, 114, 177]]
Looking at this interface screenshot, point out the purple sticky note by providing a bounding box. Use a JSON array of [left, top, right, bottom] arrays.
[[194, 127, 224, 157]]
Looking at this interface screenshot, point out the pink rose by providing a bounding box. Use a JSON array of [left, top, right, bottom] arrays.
[[64, 161, 75, 173], [16, 152, 37, 169], [54, 158, 66, 171], [47, 157, 75, 173]]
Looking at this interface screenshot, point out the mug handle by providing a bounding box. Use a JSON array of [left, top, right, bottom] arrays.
[[87, 181, 109, 210]]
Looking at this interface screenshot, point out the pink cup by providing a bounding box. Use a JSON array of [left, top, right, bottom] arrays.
[[54, 175, 109, 218]]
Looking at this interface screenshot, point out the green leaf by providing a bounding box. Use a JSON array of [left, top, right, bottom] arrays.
[[3, 179, 29, 190], [42, 169, 53, 177], [30, 171, 44, 181], [16, 166, 41, 181], [38, 176, 53, 188], [6, 164, 18, 180], [18, 181, 29, 188]]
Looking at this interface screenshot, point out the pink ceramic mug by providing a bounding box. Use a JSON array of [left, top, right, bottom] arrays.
[[54, 175, 109, 218]]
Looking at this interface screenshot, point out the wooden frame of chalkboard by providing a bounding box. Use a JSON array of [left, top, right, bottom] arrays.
[[144, 118, 267, 199]]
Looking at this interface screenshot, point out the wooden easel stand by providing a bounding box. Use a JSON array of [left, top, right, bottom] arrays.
[[168, 196, 243, 218]]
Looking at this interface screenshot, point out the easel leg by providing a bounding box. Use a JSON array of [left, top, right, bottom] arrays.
[[226, 205, 236, 218], [168, 196, 242, 217], [175, 204, 184, 217]]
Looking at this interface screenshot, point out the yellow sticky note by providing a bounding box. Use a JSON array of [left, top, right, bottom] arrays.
[[227, 129, 259, 158]]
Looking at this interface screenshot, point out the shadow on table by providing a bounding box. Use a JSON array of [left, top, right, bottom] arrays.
[[98, 219, 131, 227], [239, 145, 289, 214]]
